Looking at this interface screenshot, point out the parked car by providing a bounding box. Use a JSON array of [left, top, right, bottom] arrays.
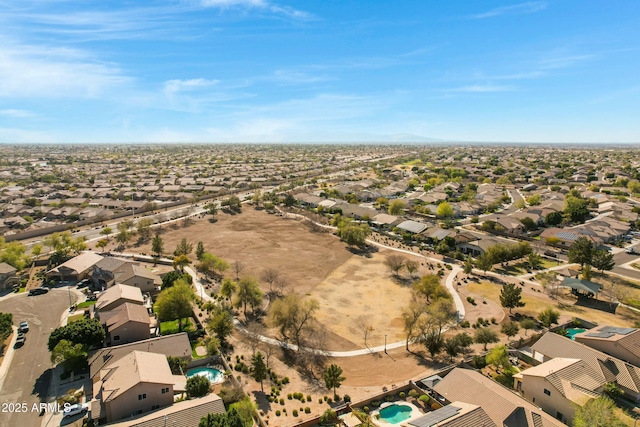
[[28, 287, 49, 296], [14, 335, 25, 348], [627, 248, 638, 255], [76, 279, 90, 289], [543, 251, 557, 258], [19, 321, 28, 332], [62, 403, 89, 418]]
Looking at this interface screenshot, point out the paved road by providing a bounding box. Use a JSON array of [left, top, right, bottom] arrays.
[[0, 289, 78, 427]]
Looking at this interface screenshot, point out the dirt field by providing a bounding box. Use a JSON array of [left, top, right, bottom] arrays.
[[132, 208, 434, 350]]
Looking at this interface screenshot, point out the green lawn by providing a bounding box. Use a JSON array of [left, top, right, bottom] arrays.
[[76, 301, 97, 309], [68, 313, 85, 323], [191, 341, 207, 359], [160, 318, 194, 335]]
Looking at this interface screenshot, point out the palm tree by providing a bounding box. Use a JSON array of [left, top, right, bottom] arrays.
[[323, 364, 345, 398]]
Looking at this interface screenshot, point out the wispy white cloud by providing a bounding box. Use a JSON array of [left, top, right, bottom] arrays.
[[163, 78, 220, 95], [198, 0, 314, 20], [0, 39, 131, 98], [445, 84, 515, 93], [469, 1, 547, 19], [0, 109, 35, 118], [538, 53, 596, 70]]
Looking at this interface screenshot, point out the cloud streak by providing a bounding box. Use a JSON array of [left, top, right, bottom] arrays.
[[198, 0, 314, 20], [469, 1, 547, 19], [0, 109, 35, 118]]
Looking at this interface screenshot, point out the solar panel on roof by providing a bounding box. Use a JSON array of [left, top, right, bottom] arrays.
[[556, 232, 579, 241], [601, 326, 636, 335], [408, 405, 461, 427], [585, 331, 615, 338]]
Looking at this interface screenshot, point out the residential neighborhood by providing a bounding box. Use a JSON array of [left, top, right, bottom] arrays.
[[0, 144, 639, 427]]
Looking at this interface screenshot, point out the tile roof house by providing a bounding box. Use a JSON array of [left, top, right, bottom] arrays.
[[407, 401, 496, 427], [574, 325, 640, 368], [531, 332, 640, 402], [99, 302, 151, 346], [91, 350, 185, 423], [431, 368, 565, 427], [94, 284, 144, 313], [0, 262, 18, 291], [513, 358, 604, 425], [47, 252, 104, 282], [88, 333, 191, 380], [92, 258, 160, 293]]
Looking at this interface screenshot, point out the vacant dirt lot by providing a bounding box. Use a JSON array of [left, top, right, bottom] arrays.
[[133, 208, 437, 349]]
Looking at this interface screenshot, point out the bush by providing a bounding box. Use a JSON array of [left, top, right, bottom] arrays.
[[279, 398, 284, 405], [282, 377, 290, 384], [418, 394, 430, 404], [371, 400, 380, 407], [275, 410, 281, 416], [304, 407, 311, 414], [327, 397, 332, 403], [186, 375, 210, 398], [319, 398, 323, 404], [472, 355, 487, 369], [343, 394, 351, 402], [491, 317, 497, 324], [292, 410, 298, 417], [363, 406, 369, 412], [445, 264, 452, 270], [408, 390, 419, 398], [399, 392, 405, 398], [460, 320, 470, 328], [307, 395, 312, 402], [466, 296, 475, 305]]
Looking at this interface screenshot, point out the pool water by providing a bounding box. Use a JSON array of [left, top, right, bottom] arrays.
[[186, 367, 224, 384], [566, 328, 586, 340], [378, 404, 413, 424]]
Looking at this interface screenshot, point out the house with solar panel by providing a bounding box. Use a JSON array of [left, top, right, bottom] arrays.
[[574, 325, 640, 368]]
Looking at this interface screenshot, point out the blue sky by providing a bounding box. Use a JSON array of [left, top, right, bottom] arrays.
[[1, 0, 639, 143]]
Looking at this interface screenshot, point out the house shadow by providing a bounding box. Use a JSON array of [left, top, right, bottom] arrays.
[[575, 296, 618, 313]]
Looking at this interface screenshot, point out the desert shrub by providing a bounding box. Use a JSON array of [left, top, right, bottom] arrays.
[[304, 407, 311, 414], [343, 394, 351, 402], [275, 410, 281, 416], [460, 320, 470, 328], [292, 410, 298, 417], [399, 392, 406, 398]]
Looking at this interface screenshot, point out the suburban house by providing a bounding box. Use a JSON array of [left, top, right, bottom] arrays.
[[99, 303, 152, 346], [407, 401, 496, 427], [88, 333, 192, 381], [431, 368, 565, 427], [0, 262, 18, 291], [91, 350, 185, 424], [513, 358, 604, 425], [574, 325, 640, 367], [531, 332, 640, 402], [94, 284, 145, 314], [104, 393, 225, 427], [92, 257, 160, 294], [47, 252, 104, 282]]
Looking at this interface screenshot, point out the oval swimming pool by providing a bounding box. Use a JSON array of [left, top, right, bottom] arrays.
[[186, 367, 225, 384], [378, 404, 413, 424]]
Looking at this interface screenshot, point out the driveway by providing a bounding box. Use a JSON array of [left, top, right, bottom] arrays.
[[0, 289, 78, 427]]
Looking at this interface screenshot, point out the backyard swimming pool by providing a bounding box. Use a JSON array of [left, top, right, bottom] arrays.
[[566, 328, 586, 340], [186, 367, 225, 384], [377, 403, 413, 424]]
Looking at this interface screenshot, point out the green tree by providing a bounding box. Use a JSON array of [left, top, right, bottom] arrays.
[[323, 364, 345, 398], [186, 375, 211, 398], [251, 352, 267, 392], [519, 217, 537, 231], [96, 239, 108, 252], [422, 330, 444, 357], [537, 307, 560, 328], [197, 253, 229, 278], [501, 321, 520, 339], [48, 318, 105, 351], [204, 202, 218, 219], [436, 201, 454, 219], [50, 339, 87, 373], [499, 283, 525, 314], [167, 355, 189, 374], [207, 307, 234, 343], [486, 344, 511, 369], [564, 195, 590, 223], [568, 237, 594, 268], [337, 223, 371, 247], [100, 227, 113, 240], [527, 252, 542, 270], [474, 327, 499, 351], [172, 254, 191, 272], [196, 241, 205, 261], [174, 238, 193, 256], [544, 211, 563, 226], [152, 234, 164, 260], [443, 337, 460, 362], [136, 217, 154, 242], [475, 253, 494, 274], [591, 249, 615, 273], [229, 397, 257, 427], [572, 396, 625, 427], [155, 280, 195, 331], [199, 409, 244, 427], [413, 274, 448, 302], [402, 301, 426, 352], [269, 294, 319, 347], [161, 270, 191, 290], [234, 277, 263, 317], [463, 257, 473, 275], [388, 200, 405, 215], [0, 312, 13, 352], [220, 278, 237, 300]]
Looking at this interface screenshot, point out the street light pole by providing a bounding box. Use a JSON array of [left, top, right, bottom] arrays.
[[384, 334, 387, 354]]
